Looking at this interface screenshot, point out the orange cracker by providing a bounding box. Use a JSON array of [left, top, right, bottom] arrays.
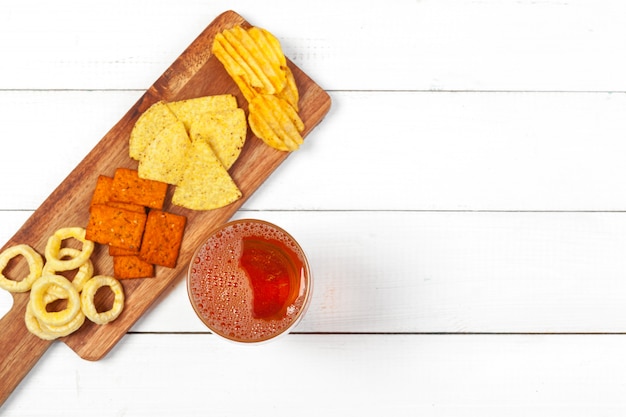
[[110, 168, 168, 209], [107, 201, 146, 214], [109, 245, 140, 256], [90, 174, 146, 213], [139, 210, 187, 268], [85, 204, 147, 251], [90, 175, 113, 208], [113, 255, 155, 279]]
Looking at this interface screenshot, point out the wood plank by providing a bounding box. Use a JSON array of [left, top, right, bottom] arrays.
[[0, 91, 141, 209], [0, 10, 330, 406], [2, 0, 626, 91], [3, 333, 626, 416], [3, 91, 626, 212], [131, 211, 626, 334], [5, 210, 625, 334]]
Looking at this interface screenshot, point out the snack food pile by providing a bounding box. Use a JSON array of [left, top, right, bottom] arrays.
[[86, 168, 186, 279], [213, 26, 305, 151], [0, 227, 124, 340], [129, 96, 246, 210], [0, 24, 303, 341]]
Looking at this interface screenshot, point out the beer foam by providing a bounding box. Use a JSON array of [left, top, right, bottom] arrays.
[[188, 221, 308, 342]]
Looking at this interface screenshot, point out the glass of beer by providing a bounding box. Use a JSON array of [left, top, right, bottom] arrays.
[[187, 219, 312, 343]]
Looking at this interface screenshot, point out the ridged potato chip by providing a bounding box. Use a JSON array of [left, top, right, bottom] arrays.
[[247, 27, 287, 70], [248, 94, 304, 151], [214, 31, 280, 95], [212, 25, 304, 152], [277, 65, 299, 111]]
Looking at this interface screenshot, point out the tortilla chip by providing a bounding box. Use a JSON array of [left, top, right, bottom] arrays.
[[139, 210, 186, 268], [129, 101, 179, 161], [85, 204, 147, 251], [166, 95, 238, 131], [172, 140, 242, 210], [110, 168, 168, 210], [188, 108, 247, 170], [138, 119, 191, 185], [113, 255, 155, 279]]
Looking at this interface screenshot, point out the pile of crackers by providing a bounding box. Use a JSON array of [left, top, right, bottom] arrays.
[[86, 168, 186, 279]]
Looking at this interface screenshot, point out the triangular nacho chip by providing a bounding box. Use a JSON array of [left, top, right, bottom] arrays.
[[188, 108, 247, 170], [172, 140, 241, 210], [166, 95, 238, 131], [138, 119, 191, 185], [129, 101, 178, 161]]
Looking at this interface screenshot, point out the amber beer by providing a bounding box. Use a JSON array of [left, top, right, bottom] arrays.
[[187, 219, 311, 343]]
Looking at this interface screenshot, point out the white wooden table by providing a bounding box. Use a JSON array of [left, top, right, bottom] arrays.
[[2, 0, 626, 415]]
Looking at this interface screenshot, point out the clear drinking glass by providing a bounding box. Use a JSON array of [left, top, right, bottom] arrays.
[[187, 219, 312, 343]]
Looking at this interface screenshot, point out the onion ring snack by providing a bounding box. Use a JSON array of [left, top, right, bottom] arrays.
[[38, 308, 86, 338], [25, 301, 85, 340], [24, 303, 59, 340], [0, 244, 44, 293], [80, 275, 125, 325], [44, 227, 95, 271], [42, 247, 94, 293], [29, 274, 81, 327]]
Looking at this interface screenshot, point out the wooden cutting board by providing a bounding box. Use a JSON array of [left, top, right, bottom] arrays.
[[0, 10, 331, 405]]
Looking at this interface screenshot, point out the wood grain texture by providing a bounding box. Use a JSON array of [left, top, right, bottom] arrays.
[[5, 91, 626, 212], [0, 10, 330, 406]]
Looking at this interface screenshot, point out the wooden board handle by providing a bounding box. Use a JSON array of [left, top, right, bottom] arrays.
[[0, 294, 51, 405]]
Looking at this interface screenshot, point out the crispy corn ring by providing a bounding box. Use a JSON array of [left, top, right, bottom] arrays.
[[81, 275, 124, 325], [25, 302, 58, 340], [30, 274, 81, 326], [44, 227, 95, 271], [0, 244, 44, 293], [42, 247, 94, 293], [25, 297, 85, 340], [39, 308, 85, 338]]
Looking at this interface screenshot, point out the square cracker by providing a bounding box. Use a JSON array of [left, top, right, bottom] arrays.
[[85, 204, 147, 251], [109, 168, 168, 210], [109, 245, 140, 256], [139, 210, 187, 268], [90, 174, 146, 213], [113, 255, 155, 279]]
